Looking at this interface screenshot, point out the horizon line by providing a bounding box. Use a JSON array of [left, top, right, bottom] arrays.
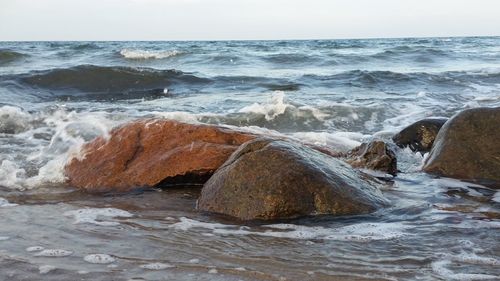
[[1, 35, 499, 43]]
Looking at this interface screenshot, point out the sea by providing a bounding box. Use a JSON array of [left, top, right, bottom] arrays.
[[0, 37, 499, 280]]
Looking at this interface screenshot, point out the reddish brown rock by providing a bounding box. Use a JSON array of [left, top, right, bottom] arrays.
[[65, 119, 256, 191]]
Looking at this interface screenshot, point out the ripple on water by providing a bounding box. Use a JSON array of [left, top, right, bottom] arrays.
[[169, 217, 411, 241]]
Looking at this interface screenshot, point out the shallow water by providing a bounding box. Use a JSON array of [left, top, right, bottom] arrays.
[[0, 38, 499, 280]]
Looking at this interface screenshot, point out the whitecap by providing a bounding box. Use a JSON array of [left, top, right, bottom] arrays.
[[238, 91, 327, 122], [120, 49, 182, 59], [64, 207, 133, 226], [83, 254, 116, 264]]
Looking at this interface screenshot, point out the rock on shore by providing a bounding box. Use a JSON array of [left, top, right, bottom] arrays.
[[65, 119, 256, 191], [392, 118, 448, 153], [423, 107, 500, 188], [345, 140, 397, 176], [198, 138, 388, 220]]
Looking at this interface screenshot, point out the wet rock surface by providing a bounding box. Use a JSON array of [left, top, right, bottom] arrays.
[[423, 107, 500, 189], [65, 119, 256, 191], [198, 138, 388, 220], [392, 118, 448, 153], [345, 140, 397, 176]]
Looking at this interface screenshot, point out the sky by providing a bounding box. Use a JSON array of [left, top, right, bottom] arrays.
[[1, 0, 499, 41]]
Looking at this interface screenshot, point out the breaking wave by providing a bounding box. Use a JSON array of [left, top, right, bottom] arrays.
[[120, 49, 183, 59]]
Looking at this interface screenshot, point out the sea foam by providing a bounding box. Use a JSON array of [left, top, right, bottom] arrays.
[[0, 197, 18, 207], [169, 217, 410, 241], [140, 262, 175, 270], [83, 254, 116, 264], [34, 249, 73, 257], [64, 207, 133, 226]]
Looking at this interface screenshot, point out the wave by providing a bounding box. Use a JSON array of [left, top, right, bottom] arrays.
[[3, 65, 211, 100], [0, 50, 27, 65], [120, 49, 183, 59], [300, 69, 500, 90], [370, 46, 450, 61], [262, 53, 321, 65], [69, 43, 101, 51]]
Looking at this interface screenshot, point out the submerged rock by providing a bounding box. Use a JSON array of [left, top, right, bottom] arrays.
[[65, 119, 256, 191], [423, 107, 500, 189], [345, 140, 397, 176], [392, 118, 448, 153], [198, 138, 388, 220]]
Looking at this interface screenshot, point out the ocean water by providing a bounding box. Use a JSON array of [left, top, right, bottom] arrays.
[[0, 38, 499, 280]]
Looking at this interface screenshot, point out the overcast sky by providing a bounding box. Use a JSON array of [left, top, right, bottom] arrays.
[[1, 0, 499, 41]]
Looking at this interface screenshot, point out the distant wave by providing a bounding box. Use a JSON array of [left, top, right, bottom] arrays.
[[370, 46, 450, 60], [0, 50, 27, 64], [263, 53, 321, 65], [70, 43, 101, 51], [1, 65, 211, 101], [120, 49, 183, 59], [300, 69, 498, 89]]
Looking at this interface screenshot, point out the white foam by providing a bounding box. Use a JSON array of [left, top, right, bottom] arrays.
[[238, 91, 327, 121], [492, 192, 500, 203], [188, 258, 200, 264], [0, 160, 27, 190], [0, 108, 119, 190], [140, 262, 174, 270], [83, 254, 116, 264], [291, 131, 366, 151], [39, 265, 56, 274], [0, 236, 10, 241], [120, 49, 182, 59], [0, 197, 18, 207], [150, 111, 200, 124], [239, 91, 289, 120], [169, 217, 410, 241], [64, 207, 133, 226], [208, 268, 218, 274], [34, 249, 73, 257], [433, 178, 487, 189], [432, 256, 499, 280], [417, 91, 427, 98], [26, 246, 45, 252], [0, 105, 32, 134]]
